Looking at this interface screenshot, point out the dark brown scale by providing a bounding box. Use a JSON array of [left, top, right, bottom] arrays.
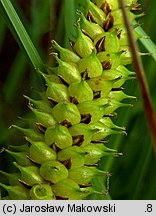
[[80, 114, 91, 124], [101, 60, 112, 70], [100, 1, 111, 15], [18, 179, 32, 188], [36, 123, 46, 134], [81, 70, 90, 80], [61, 158, 72, 169], [92, 140, 109, 144], [47, 97, 58, 106], [23, 136, 31, 147], [87, 11, 97, 23], [113, 76, 122, 82], [60, 119, 72, 128], [93, 91, 101, 99], [79, 183, 92, 188], [103, 15, 114, 31], [51, 143, 61, 153], [82, 29, 94, 42], [70, 96, 78, 105], [111, 87, 124, 91], [57, 75, 69, 87], [69, 39, 82, 58], [81, 29, 89, 37], [26, 155, 41, 166], [95, 36, 105, 52], [72, 135, 84, 146], [117, 29, 122, 39], [55, 196, 68, 200], [130, 3, 142, 12], [69, 39, 75, 50]]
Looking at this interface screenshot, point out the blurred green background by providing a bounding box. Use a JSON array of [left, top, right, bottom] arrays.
[[0, 0, 156, 199]]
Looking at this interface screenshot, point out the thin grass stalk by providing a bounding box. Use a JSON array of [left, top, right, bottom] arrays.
[[0, 0, 45, 71]]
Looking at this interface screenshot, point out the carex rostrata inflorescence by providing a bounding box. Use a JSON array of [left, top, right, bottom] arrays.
[[0, 0, 143, 200]]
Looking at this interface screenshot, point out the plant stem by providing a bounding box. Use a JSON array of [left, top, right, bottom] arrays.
[[119, 0, 156, 154]]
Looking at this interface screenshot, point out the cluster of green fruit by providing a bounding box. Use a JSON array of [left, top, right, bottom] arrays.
[[0, 0, 141, 200]]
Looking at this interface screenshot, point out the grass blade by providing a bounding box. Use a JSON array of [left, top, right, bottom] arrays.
[[63, 0, 77, 47], [0, 0, 45, 71], [134, 22, 156, 62]]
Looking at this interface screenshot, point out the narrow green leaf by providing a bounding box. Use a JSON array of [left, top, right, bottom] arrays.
[[63, 0, 77, 47], [0, 0, 45, 71], [134, 22, 156, 62]]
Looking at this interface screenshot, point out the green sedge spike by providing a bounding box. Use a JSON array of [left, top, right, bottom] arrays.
[[74, 23, 95, 58], [0, 0, 143, 200], [29, 106, 56, 128], [68, 166, 109, 185], [0, 171, 21, 186], [57, 146, 85, 168], [78, 49, 103, 78], [87, 0, 106, 26], [5, 149, 32, 167], [0, 183, 30, 200], [51, 178, 98, 200], [28, 138, 57, 164], [45, 124, 73, 149], [40, 160, 68, 184], [13, 162, 45, 186], [53, 54, 81, 84], [24, 95, 52, 113], [30, 184, 55, 200], [12, 125, 44, 142], [52, 102, 81, 125], [80, 143, 120, 165], [51, 40, 80, 63], [9, 144, 29, 153], [77, 10, 104, 40], [68, 80, 94, 103]]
